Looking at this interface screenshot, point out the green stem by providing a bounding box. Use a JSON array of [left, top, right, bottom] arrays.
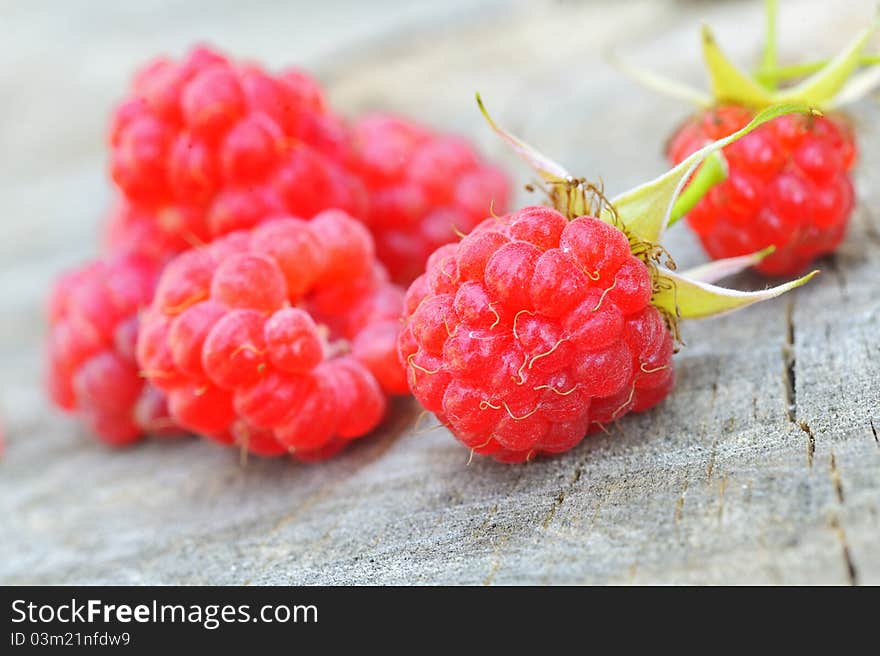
[[669, 153, 727, 228], [757, 0, 780, 91], [757, 54, 880, 84]]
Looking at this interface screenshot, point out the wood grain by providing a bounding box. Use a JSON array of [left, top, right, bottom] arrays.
[[1, 0, 878, 584]]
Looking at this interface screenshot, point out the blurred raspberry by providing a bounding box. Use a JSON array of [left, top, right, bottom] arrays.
[[669, 106, 856, 275], [46, 253, 180, 445], [136, 211, 408, 460], [352, 114, 510, 284], [107, 45, 366, 261]]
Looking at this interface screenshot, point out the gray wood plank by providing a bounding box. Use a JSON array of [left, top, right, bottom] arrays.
[[1, 0, 878, 584]]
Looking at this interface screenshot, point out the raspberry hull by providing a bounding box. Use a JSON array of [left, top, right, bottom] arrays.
[[137, 211, 407, 460], [47, 254, 178, 444], [352, 114, 510, 284], [399, 207, 674, 463], [669, 107, 856, 276], [108, 45, 365, 260]]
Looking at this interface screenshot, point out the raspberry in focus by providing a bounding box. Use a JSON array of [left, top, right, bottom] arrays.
[[398, 206, 674, 463]]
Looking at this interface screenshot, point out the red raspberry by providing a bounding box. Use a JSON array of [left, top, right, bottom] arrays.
[[46, 253, 178, 445], [352, 114, 510, 284], [102, 197, 198, 261], [669, 106, 856, 275], [107, 45, 366, 261], [136, 211, 408, 460], [399, 206, 674, 463]]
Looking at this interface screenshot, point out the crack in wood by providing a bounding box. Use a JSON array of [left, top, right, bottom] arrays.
[[588, 478, 621, 532], [674, 479, 689, 528], [706, 439, 717, 484], [783, 299, 797, 423], [799, 421, 816, 468], [829, 452, 845, 503], [483, 532, 511, 586], [542, 462, 583, 529], [829, 515, 859, 586]]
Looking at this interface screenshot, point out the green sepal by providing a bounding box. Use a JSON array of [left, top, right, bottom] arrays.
[[829, 65, 880, 108], [621, 10, 880, 110], [608, 51, 712, 106], [476, 93, 608, 218], [679, 247, 775, 284], [475, 96, 818, 323], [701, 24, 775, 107], [653, 267, 818, 320], [606, 103, 815, 244], [773, 13, 879, 107], [475, 93, 570, 183]]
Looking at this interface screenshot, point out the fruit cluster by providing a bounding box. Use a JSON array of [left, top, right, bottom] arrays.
[[46, 45, 508, 456], [46, 3, 877, 464]]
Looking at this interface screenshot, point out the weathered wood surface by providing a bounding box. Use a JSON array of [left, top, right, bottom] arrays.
[[1, 0, 878, 585]]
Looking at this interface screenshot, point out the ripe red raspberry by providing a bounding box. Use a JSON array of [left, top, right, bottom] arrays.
[[352, 114, 511, 284], [668, 106, 856, 275], [102, 197, 194, 262], [399, 206, 674, 463], [46, 253, 178, 445], [136, 211, 408, 460], [623, 8, 878, 276], [108, 45, 366, 260]]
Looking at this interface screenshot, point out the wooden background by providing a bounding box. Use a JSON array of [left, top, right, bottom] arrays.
[[1, 0, 878, 584]]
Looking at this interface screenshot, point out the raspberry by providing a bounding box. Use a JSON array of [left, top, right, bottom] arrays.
[[352, 114, 511, 284], [46, 253, 179, 445], [623, 9, 877, 276], [669, 106, 856, 275], [107, 45, 366, 261], [399, 207, 674, 463], [136, 211, 408, 460]]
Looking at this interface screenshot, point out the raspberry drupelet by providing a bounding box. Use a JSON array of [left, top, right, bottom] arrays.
[[400, 97, 817, 463], [46, 253, 178, 445], [108, 45, 366, 260], [136, 211, 408, 460], [668, 106, 856, 276], [399, 207, 673, 463], [352, 114, 511, 284]]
